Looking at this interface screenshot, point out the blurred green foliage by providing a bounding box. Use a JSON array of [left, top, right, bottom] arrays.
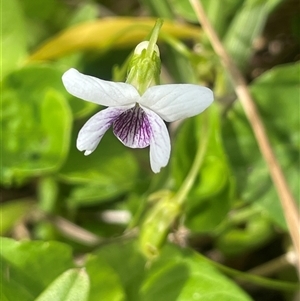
[[1, 0, 299, 300]]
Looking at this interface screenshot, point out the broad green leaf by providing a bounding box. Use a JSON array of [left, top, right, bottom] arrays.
[[172, 105, 234, 232], [28, 17, 200, 61], [86, 255, 126, 301], [86, 240, 252, 300], [1, 66, 72, 185], [35, 268, 90, 301], [251, 62, 299, 148], [1, 0, 27, 79], [87, 241, 251, 301], [141, 243, 253, 301], [222, 62, 300, 229], [89, 241, 146, 300], [59, 129, 138, 207], [0, 238, 74, 300], [0, 199, 35, 235]]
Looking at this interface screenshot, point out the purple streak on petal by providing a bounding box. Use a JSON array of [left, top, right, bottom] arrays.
[[77, 106, 131, 155], [113, 105, 152, 148]]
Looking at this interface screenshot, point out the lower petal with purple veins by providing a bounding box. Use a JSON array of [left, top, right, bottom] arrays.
[[77, 106, 132, 155], [113, 105, 152, 148]]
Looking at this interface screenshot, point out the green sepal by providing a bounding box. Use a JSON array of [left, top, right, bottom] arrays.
[[125, 19, 163, 94], [126, 49, 161, 95]]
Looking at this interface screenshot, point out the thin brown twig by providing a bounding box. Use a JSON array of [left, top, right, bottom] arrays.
[[189, 0, 299, 264]]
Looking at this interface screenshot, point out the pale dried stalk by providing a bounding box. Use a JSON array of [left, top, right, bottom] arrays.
[[189, 0, 299, 262]]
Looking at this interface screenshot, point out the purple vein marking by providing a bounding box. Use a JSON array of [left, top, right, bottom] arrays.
[[113, 105, 152, 148]]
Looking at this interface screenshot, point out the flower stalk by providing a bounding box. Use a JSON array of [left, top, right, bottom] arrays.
[[139, 111, 210, 259]]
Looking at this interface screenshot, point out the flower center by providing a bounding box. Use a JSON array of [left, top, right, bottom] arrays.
[[113, 105, 152, 148]]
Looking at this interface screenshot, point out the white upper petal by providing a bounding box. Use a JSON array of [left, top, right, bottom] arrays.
[[77, 106, 132, 155], [62, 68, 140, 106], [140, 84, 213, 122], [141, 106, 171, 173]]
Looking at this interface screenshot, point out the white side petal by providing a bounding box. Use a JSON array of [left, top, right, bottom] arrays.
[[77, 106, 132, 155], [140, 84, 213, 122], [62, 68, 140, 106], [142, 107, 171, 173]]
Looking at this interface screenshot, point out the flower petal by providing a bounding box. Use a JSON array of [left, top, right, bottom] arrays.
[[140, 84, 213, 122], [77, 106, 132, 155], [113, 106, 152, 148], [62, 68, 140, 106], [141, 106, 171, 173]]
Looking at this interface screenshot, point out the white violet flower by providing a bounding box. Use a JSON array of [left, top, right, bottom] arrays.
[[62, 42, 213, 173]]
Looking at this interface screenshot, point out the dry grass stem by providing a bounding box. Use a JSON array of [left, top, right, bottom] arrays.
[[189, 0, 300, 264]]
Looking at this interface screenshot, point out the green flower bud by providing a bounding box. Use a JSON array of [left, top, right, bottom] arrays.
[[126, 19, 163, 95], [126, 41, 161, 95]]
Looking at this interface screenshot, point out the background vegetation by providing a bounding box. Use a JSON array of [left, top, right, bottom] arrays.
[[1, 0, 299, 300]]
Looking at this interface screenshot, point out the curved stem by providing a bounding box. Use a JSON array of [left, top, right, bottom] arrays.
[[197, 253, 299, 291], [173, 112, 209, 207]]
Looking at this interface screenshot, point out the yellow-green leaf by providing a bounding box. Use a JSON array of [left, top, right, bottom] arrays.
[[29, 17, 200, 61]]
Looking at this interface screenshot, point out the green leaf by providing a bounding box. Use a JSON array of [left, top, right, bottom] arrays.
[[87, 241, 146, 300], [0, 238, 74, 301], [141, 243, 253, 301], [1, 0, 27, 79], [59, 130, 138, 207], [35, 269, 90, 301], [1, 66, 72, 185], [86, 255, 126, 301], [86, 240, 252, 300], [222, 63, 300, 229], [172, 105, 234, 232]]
